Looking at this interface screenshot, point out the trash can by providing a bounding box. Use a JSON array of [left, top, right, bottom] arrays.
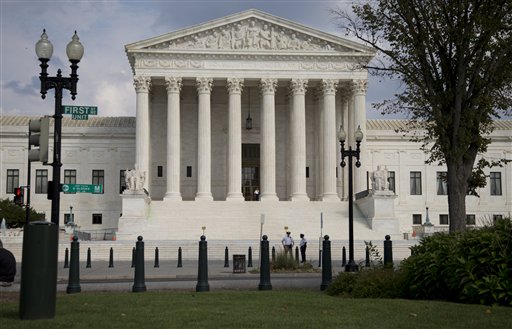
[[233, 254, 246, 273]]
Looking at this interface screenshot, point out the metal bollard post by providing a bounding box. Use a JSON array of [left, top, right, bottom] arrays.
[[247, 246, 253, 268], [271, 246, 276, 262], [132, 236, 146, 292], [365, 246, 370, 267], [177, 247, 183, 268], [108, 247, 114, 268], [154, 247, 160, 268], [294, 246, 299, 263], [320, 235, 332, 291], [384, 235, 393, 268], [224, 246, 229, 268], [342, 246, 347, 266], [131, 247, 135, 268], [258, 235, 272, 291], [66, 236, 81, 294], [64, 248, 69, 268], [196, 235, 209, 292], [86, 247, 91, 268]]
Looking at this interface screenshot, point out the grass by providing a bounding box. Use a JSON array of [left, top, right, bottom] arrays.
[[1, 291, 511, 329]]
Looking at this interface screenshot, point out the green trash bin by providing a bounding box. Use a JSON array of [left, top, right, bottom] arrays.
[[19, 221, 59, 320]]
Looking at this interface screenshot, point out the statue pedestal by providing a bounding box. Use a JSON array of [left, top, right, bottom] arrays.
[[355, 190, 399, 233], [415, 223, 435, 238], [117, 190, 151, 240]]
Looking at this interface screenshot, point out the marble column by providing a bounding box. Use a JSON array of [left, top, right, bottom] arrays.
[[259, 78, 279, 201], [289, 79, 309, 201], [321, 79, 339, 201], [164, 77, 182, 200], [339, 87, 350, 201], [226, 78, 244, 201], [352, 79, 368, 193], [196, 77, 213, 201], [134, 75, 151, 191]]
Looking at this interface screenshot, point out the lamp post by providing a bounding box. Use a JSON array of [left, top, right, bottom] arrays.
[[339, 125, 363, 272], [35, 29, 84, 225]]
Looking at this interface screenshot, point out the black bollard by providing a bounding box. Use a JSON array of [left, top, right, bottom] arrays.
[[365, 246, 370, 267], [132, 236, 146, 292], [247, 246, 253, 268], [342, 246, 347, 266], [86, 247, 91, 268], [177, 247, 183, 268], [131, 247, 135, 268], [271, 246, 276, 262], [154, 247, 160, 268], [318, 246, 322, 268], [66, 236, 81, 294], [108, 247, 114, 268], [320, 235, 332, 291], [64, 247, 69, 268], [384, 235, 393, 268], [224, 246, 229, 268], [196, 235, 209, 292], [258, 235, 272, 290], [294, 246, 299, 263]]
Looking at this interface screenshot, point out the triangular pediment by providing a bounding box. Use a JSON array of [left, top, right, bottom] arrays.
[[126, 9, 374, 55]]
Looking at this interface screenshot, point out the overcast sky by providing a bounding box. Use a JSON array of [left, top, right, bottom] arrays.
[[1, 0, 402, 119]]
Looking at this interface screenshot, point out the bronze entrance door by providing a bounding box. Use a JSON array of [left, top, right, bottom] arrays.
[[242, 144, 260, 201]]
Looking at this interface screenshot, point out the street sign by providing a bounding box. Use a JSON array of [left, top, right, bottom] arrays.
[[62, 105, 98, 120], [61, 184, 103, 194]]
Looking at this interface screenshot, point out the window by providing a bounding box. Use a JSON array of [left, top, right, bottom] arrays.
[[412, 214, 422, 225], [35, 169, 48, 194], [92, 170, 104, 194], [120, 170, 127, 193], [410, 171, 422, 195], [490, 172, 502, 195], [436, 172, 448, 195], [186, 166, 192, 178], [64, 213, 75, 225], [92, 213, 102, 225], [493, 214, 503, 224], [306, 167, 309, 178], [439, 214, 449, 225], [6, 169, 19, 193], [64, 169, 77, 194], [157, 166, 163, 177], [388, 171, 395, 193], [466, 214, 476, 226]]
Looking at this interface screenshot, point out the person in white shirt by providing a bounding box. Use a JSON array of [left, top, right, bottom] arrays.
[[299, 233, 307, 263], [281, 231, 294, 256]]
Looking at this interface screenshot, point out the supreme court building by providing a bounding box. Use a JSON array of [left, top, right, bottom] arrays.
[[1, 10, 511, 245]]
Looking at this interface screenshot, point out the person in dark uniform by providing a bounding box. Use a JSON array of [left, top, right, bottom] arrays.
[[0, 239, 16, 286], [299, 233, 308, 263]]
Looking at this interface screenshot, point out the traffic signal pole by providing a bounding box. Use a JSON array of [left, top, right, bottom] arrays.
[[26, 125, 32, 225]]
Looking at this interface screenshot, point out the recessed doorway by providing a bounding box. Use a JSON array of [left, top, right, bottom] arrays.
[[242, 144, 260, 201]]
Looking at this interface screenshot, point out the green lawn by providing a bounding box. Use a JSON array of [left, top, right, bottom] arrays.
[[1, 291, 511, 329]]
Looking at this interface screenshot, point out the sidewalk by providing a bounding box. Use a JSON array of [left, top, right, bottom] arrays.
[[2, 260, 331, 293]]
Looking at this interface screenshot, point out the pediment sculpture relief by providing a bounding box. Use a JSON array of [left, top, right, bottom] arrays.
[[148, 19, 345, 52]]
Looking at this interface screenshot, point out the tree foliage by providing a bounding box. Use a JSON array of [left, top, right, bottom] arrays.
[[332, 0, 512, 232], [0, 198, 45, 228]]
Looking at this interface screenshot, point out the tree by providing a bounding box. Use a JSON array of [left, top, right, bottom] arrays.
[[332, 0, 512, 232], [0, 198, 45, 228]]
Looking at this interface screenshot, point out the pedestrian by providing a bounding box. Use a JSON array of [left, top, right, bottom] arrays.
[[281, 231, 294, 256], [299, 233, 307, 263], [0, 239, 16, 286]]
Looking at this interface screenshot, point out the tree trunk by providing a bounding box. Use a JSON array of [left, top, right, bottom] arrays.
[[446, 160, 472, 233]]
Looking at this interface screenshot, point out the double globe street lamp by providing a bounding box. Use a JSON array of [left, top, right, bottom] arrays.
[[35, 29, 84, 225], [339, 125, 363, 272]]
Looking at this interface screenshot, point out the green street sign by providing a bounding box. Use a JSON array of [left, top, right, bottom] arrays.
[[62, 105, 98, 116], [61, 184, 103, 194], [72, 114, 89, 120]]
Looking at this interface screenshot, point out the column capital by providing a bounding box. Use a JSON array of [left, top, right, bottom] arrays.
[[320, 79, 339, 96], [226, 78, 244, 94], [290, 78, 308, 95], [196, 77, 213, 94], [351, 79, 368, 96], [260, 78, 278, 94], [134, 76, 151, 93], [165, 76, 182, 93]]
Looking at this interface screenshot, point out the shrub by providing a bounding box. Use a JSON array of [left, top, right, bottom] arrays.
[[401, 218, 512, 306], [272, 250, 298, 271], [326, 268, 406, 298]]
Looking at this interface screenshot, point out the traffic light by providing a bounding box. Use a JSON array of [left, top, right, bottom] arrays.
[[14, 187, 24, 206], [28, 117, 49, 163]]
